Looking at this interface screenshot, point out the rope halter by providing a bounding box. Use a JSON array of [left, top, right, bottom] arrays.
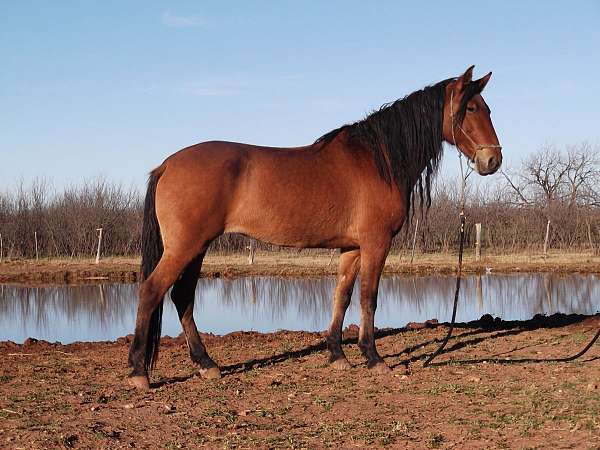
[[449, 88, 502, 166]]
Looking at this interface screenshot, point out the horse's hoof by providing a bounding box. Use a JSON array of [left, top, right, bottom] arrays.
[[127, 375, 150, 390], [199, 366, 222, 380], [369, 362, 392, 375], [330, 358, 351, 370]]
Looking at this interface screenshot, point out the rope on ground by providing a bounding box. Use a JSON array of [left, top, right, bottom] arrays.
[[423, 142, 599, 367]]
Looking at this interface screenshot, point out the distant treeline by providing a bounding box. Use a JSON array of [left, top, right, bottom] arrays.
[[1, 143, 599, 259]]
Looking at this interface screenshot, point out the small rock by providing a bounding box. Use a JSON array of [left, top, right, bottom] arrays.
[[479, 314, 494, 326], [123, 403, 135, 409], [586, 382, 598, 392], [163, 404, 176, 413], [62, 434, 78, 448], [425, 319, 439, 328], [467, 376, 481, 383], [90, 406, 100, 412]]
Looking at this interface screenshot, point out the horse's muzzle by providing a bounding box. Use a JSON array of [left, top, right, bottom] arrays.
[[474, 148, 502, 175]]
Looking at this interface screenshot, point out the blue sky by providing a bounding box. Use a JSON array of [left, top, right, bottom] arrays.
[[1, 1, 599, 190]]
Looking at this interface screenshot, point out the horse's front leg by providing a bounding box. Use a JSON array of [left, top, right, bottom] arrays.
[[326, 248, 360, 369], [358, 239, 391, 374]]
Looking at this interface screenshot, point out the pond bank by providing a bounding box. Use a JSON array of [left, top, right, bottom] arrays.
[[1, 251, 600, 285]]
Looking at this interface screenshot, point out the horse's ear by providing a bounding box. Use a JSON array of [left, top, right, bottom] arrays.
[[476, 72, 492, 91], [456, 65, 475, 92]]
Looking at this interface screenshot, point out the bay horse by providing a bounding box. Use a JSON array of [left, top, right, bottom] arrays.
[[128, 66, 502, 389]]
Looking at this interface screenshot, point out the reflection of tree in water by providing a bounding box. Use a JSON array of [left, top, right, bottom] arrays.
[[0, 284, 137, 339], [196, 274, 600, 329], [474, 274, 599, 319], [0, 274, 598, 342], [196, 277, 337, 329]]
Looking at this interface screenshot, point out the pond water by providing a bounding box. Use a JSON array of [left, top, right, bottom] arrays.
[[1, 274, 599, 344]]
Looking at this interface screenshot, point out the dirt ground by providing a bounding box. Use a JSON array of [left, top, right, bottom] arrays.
[[2, 250, 600, 285], [0, 314, 598, 449]]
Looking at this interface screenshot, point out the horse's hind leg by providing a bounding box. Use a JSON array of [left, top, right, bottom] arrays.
[[128, 251, 193, 389], [171, 252, 221, 379], [326, 249, 360, 369]]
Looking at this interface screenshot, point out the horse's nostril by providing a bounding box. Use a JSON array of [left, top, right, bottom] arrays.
[[487, 155, 497, 168]]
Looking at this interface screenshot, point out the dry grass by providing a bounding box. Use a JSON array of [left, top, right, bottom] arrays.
[[1, 249, 600, 285]]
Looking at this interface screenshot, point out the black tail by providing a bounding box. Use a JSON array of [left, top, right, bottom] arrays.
[[141, 167, 164, 373]]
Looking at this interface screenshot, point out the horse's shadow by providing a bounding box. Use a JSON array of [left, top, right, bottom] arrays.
[[150, 313, 598, 389]]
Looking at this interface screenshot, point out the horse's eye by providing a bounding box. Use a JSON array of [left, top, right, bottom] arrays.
[[467, 105, 477, 113]]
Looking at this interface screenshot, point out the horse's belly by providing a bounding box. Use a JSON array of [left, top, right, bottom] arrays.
[[225, 212, 357, 249]]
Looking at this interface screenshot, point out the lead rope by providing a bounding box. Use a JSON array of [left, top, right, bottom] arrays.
[[423, 89, 469, 367], [423, 89, 600, 367]]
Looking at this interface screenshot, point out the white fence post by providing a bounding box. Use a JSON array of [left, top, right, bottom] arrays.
[[475, 223, 482, 261], [543, 220, 550, 260], [248, 240, 255, 265], [95, 228, 103, 264]]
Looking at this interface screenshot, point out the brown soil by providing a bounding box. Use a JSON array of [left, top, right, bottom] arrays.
[[1, 314, 599, 449], [2, 251, 600, 285]]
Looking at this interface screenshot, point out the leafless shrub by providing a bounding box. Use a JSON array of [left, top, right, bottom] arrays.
[[1, 143, 598, 259]]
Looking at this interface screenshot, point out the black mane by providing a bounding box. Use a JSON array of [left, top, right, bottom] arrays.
[[315, 77, 482, 219]]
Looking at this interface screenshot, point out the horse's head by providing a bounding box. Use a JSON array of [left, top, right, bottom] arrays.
[[443, 66, 502, 176]]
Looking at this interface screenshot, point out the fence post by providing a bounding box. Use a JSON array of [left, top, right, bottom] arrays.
[[475, 223, 482, 261], [34, 231, 39, 261], [410, 218, 419, 264], [543, 220, 550, 260], [587, 221, 596, 256], [95, 228, 103, 264], [248, 240, 255, 265]]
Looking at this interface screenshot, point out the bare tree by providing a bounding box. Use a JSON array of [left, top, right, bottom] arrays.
[[503, 142, 600, 209], [564, 142, 600, 207]]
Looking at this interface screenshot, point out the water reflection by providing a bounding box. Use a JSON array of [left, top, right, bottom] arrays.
[[0, 274, 598, 344]]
